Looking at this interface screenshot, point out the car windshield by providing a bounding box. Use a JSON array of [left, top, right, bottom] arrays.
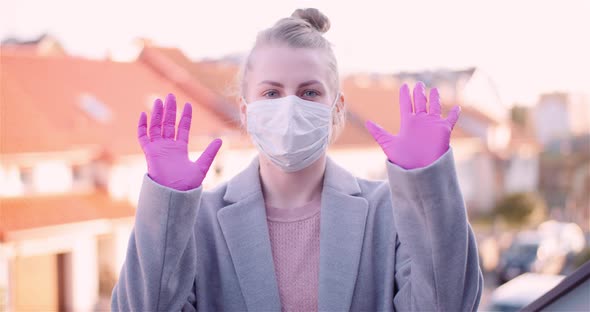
[[507, 243, 539, 261], [488, 302, 523, 312]]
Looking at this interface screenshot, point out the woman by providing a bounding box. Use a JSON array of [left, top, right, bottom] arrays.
[[111, 8, 483, 312]]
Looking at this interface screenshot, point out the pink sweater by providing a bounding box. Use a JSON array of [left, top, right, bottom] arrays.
[[266, 196, 322, 312]]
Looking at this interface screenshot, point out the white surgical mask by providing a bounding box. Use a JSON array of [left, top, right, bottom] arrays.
[[244, 93, 339, 172]]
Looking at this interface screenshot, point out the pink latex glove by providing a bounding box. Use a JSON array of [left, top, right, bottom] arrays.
[[137, 93, 223, 191], [365, 82, 460, 170]]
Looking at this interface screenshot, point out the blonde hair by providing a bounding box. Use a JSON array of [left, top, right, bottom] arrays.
[[237, 8, 346, 143]]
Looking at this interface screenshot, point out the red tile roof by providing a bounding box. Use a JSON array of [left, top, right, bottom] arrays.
[[138, 47, 240, 125], [1, 52, 232, 156], [0, 191, 136, 242], [139, 46, 241, 100], [191, 60, 241, 100], [342, 75, 402, 135]]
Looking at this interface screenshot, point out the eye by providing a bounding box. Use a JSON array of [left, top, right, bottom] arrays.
[[302, 90, 320, 98], [262, 90, 280, 98]]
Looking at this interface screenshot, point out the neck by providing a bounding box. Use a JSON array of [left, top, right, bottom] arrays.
[[258, 154, 326, 209]]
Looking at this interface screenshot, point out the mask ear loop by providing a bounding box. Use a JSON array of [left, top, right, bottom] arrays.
[[240, 96, 249, 129], [328, 91, 341, 142]]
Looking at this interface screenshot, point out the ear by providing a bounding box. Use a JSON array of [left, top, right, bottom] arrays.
[[239, 96, 247, 126], [332, 92, 346, 126], [336, 92, 345, 113]]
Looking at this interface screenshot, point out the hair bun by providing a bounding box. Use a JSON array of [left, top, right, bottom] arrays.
[[291, 8, 330, 34]]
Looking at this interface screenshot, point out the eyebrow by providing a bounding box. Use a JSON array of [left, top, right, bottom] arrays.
[[258, 80, 323, 88]]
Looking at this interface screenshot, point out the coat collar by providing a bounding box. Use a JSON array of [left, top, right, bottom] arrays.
[[217, 156, 368, 311], [223, 156, 362, 203]]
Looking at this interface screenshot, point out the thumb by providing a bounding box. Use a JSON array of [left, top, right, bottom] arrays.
[[195, 138, 223, 174], [365, 120, 395, 147], [446, 105, 461, 129]]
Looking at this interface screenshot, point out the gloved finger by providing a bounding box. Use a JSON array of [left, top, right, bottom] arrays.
[[446, 105, 461, 129], [365, 120, 395, 147], [429, 88, 442, 117], [149, 98, 164, 141], [137, 112, 149, 150], [162, 93, 177, 139], [177, 102, 192, 144], [195, 138, 223, 175], [399, 84, 412, 117], [413, 81, 427, 114]]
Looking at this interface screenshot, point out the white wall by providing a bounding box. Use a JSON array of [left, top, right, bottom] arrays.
[[0, 166, 23, 196], [568, 93, 590, 135], [505, 154, 539, 193], [70, 236, 98, 311], [327, 148, 387, 180], [472, 152, 498, 213], [534, 100, 571, 144], [113, 222, 134, 280], [452, 140, 498, 214], [0, 244, 10, 311]]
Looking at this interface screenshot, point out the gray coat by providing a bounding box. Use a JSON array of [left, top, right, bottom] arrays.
[[111, 148, 483, 311]]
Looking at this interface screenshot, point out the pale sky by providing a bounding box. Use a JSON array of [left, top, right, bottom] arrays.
[[2, 0, 589, 106]]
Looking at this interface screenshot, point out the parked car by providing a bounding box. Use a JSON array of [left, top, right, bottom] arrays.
[[486, 273, 566, 312], [537, 220, 586, 255], [496, 231, 565, 284]]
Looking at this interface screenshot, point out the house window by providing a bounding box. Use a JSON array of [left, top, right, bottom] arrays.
[[79, 93, 112, 123], [72, 164, 83, 182], [214, 165, 223, 176], [19, 166, 33, 185]]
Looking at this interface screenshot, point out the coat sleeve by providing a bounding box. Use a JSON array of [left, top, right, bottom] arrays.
[[386, 147, 483, 311], [111, 173, 202, 311]]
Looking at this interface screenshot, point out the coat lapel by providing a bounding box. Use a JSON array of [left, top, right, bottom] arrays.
[[216, 156, 368, 312], [217, 157, 282, 311], [318, 158, 369, 311]]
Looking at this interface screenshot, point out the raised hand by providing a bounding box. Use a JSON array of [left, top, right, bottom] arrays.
[[138, 93, 223, 191], [365, 82, 460, 170]]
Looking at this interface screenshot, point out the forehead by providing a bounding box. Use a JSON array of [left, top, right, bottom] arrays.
[[247, 45, 330, 85]]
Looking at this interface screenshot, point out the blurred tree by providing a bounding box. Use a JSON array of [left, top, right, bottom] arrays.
[[573, 248, 590, 269], [510, 104, 529, 128], [493, 192, 547, 226]]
